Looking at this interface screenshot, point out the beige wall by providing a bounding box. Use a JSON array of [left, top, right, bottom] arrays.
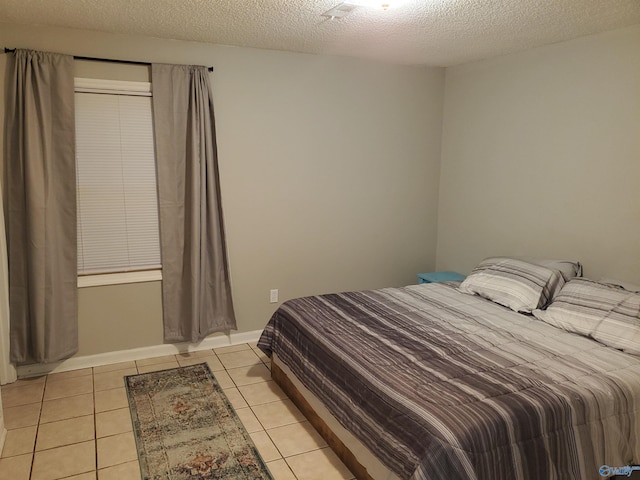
[[436, 25, 640, 283], [77, 283, 163, 356], [0, 23, 445, 355]]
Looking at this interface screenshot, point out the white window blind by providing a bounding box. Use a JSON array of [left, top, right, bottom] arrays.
[[75, 79, 161, 275]]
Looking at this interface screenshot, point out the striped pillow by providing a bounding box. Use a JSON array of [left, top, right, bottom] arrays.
[[458, 257, 565, 313], [534, 278, 640, 354], [593, 292, 640, 355]]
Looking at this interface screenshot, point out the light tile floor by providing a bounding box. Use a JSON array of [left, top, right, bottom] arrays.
[[0, 343, 355, 480]]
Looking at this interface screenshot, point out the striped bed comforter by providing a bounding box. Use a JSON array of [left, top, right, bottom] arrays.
[[257, 282, 640, 480]]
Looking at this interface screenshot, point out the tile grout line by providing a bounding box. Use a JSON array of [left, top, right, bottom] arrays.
[[263, 427, 288, 466], [92, 366, 99, 480], [28, 380, 45, 480]]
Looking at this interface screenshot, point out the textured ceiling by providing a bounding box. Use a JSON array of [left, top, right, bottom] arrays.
[[1, 0, 639, 66]]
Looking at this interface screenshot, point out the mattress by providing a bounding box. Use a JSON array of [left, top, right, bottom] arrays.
[[258, 282, 640, 480]]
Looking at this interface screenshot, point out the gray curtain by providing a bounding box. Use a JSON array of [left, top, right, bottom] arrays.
[[3, 49, 78, 363], [152, 64, 236, 343]]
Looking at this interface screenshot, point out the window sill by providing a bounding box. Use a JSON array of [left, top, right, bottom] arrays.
[[78, 270, 162, 288]]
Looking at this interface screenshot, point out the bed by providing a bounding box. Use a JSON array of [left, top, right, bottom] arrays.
[[257, 258, 640, 480]]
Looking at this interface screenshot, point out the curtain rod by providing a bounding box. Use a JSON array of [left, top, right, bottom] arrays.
[[2, 48, 214, 72]]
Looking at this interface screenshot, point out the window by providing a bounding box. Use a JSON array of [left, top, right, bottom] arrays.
[[74, 78, 161, 285]]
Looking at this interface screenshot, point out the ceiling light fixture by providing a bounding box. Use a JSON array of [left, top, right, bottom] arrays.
[[321, 0, 405, 19], [321, 2, 359, 19], [350, 0, 406, 9]]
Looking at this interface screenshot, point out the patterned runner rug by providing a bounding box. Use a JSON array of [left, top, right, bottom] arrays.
[[125, 363, 273, 479]]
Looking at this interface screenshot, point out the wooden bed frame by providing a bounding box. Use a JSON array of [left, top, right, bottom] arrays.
[[271, 360, 375, 480]]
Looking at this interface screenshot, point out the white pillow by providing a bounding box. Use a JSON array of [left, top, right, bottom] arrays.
[[488, 256, 582, 283], [593, 292, 640, 355], [533, 278, 615, 336], [459, 257, 565, 314], [534, 278, 640, 356]]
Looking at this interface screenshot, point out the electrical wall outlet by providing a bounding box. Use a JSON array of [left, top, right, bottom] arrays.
[[270, 289, 279, 303]]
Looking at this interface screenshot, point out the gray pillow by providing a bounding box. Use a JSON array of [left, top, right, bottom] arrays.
[[459, 257, 565, 313], [534, 278, 640, 355]]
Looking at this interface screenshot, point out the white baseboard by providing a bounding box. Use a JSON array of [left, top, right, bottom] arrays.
[[16, 329, 264, 378]]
